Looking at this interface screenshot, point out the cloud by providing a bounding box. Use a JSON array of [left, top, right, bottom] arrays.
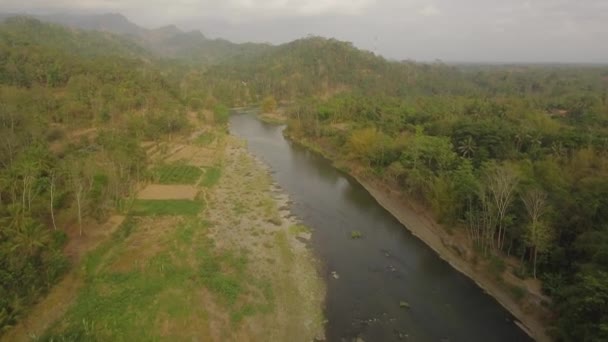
[[1, 0, 607, 62], [1, 0, 376, 18], [418, 4, 440, 16], [225, 0, 375, 16]]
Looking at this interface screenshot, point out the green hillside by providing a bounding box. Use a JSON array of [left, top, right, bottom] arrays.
[[1, 13, 271, 65], [0, 17, 148, 59], [202, 36, 465, 103]]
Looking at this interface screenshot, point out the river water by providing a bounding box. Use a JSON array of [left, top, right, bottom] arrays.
[[230, 113, 532, 342]]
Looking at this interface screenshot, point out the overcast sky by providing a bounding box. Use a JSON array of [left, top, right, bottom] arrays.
[[3, 0, 608, 63]]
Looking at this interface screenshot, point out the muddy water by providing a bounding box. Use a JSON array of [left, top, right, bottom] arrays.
[[230, 113, 532, 342]]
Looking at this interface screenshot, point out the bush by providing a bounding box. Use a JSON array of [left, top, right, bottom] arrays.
[[213, 104, 230, 124], [487, 254, 506, 278], [51, 230, 69, 249], [509, 284, 527, 302], [188, 97, 203, 110], [261, 96, 277, 113], [46, 127, 65, 142]]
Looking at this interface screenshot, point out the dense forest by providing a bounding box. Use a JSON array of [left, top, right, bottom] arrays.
[[1, 14, 608, 341]]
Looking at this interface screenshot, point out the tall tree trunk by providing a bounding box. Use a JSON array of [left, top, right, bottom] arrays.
[[520, 247, 527, 274], [22, 178, 27, 210], [533, 247, 538, 279], [27, 176, 33, 211], [50, 175, 57, 231], [76, 186, 83, 236]]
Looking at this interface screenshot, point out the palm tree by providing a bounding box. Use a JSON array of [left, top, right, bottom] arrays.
[[514, 133, 523, 153], [551, 141, 566, 158], [10, 217, 50, 257], [457, 136, 476, 158]]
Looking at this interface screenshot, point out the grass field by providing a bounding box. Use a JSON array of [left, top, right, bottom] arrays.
[[200, 167, 221, 188], [41, 217, 275, 341], [152, 163, 203, 184], [131, 199, 204, 216], [42, 219, 205, 340], [194, 132, 216, 146]]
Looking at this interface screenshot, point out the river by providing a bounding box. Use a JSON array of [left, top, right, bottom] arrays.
[[229, 112, 533, 342]]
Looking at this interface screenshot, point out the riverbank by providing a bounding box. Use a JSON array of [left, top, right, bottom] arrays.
[[2, 121, 325, 341], [284, 129, 552, 342]]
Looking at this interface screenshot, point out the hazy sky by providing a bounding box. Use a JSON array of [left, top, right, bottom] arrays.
[[3, 0, 608, 63]]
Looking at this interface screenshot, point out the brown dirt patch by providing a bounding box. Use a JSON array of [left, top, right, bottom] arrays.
[[138, 184, 198, 200]]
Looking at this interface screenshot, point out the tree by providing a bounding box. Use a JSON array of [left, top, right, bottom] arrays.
[[261, 96, 277, 113], [65, 158, 93, 236], [555, 270, 608, 341], [457, 135, 476, 158], [348, 127, 381, 166], [10, 217, 50, 257], [49, 171, 58, 231], [213, 104, 230, 125], [400, 127, 457, 175], [521, 189, 552, 278], [485, 164, 518, 251]]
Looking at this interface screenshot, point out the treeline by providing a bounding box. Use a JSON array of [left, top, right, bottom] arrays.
[[199, 37, 468, 105], [200, 36, 608, 117], [0, 18, 192, 331], [285, 83, 608, 340]]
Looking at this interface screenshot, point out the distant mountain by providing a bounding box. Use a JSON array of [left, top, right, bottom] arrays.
[[203, 36, 465, 102], [0, 12, 271, 64], [41, 12, 145, 36], [0, 16, 149, 59]]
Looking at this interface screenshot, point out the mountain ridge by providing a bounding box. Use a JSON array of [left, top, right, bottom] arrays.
[[0, 12, 270, 63]]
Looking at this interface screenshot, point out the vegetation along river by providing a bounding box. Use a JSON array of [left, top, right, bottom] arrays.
[[230, 112, 533, 342]]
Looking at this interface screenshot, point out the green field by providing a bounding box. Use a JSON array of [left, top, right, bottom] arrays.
[[131, 199, 204, 216], [200, 167, 222, 188], [41, 218, 274, 340], [152, 163, 203, 184], [194, 132, 216, 146]]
